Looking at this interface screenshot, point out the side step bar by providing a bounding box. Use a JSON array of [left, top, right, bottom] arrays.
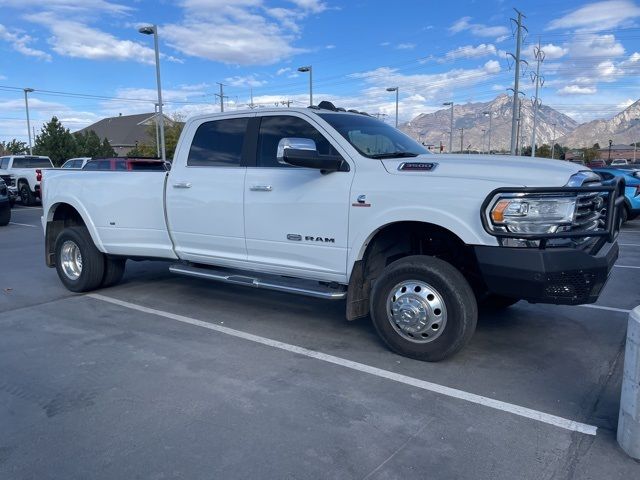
[[169, 263, 347, 300]]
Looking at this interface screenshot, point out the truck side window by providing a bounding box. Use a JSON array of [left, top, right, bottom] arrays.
[[257, 115, 337, 168], [188, 118, 249, 167], [0, 158, 9, 170]]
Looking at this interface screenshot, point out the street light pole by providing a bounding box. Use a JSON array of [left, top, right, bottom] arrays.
[[23, 88, 34, 155], [154, 103, 160, 158], [443, 101, 454, 153], [551, 123, 557, 159], [386, 87, 399, 127], [483, 111, 492, 154], [608, 139, 613, 162], [297, 66, 313, 106], [139, 25, 166, 162]]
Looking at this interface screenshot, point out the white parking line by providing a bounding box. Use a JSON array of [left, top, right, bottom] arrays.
[[615, 265, 640, 270], [9, 222, 37, 228], [619, 243, 640, 247], [88, 293, 598, 436], [579, 304, 631, 314]]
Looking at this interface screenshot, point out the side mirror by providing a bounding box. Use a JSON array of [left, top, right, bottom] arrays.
[[277, 137, 348, 173]]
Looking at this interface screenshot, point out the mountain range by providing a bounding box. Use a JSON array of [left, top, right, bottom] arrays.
[[400, 94, 639, 152]]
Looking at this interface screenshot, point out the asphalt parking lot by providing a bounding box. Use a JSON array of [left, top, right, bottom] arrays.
[[2, 205, 640, 479]]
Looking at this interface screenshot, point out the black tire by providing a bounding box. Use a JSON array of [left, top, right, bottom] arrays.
[[370, 255, 477, 362], [621, 205, 629, 224], [19, 183, 35, 206], [102, 257, 126, 288], [54, 226, 105, 292], [0, 202, 10, 226], [479, 294, 520, 311]]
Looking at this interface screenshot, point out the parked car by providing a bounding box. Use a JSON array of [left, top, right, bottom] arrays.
[[587, 159, 606, 168], [42, 105, 623, 362], [0, 155, 54, 205], [82, 158, 167, 171], [592, 167, 640, 222], [611, 159, 629, 166], [61, 157, 92, 169], [0, 178, 10, 226]]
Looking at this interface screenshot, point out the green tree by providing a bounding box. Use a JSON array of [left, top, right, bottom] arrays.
[[99, 138, 116, 157], [33, 117, 77, 166], [127, 114, 185, 160], [73, 130, 116, 158], [0, 139, 29, 155], [536, 144, 552, 158], [593, 142, 600, 150]]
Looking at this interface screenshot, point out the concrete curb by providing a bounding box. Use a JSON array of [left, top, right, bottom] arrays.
[[618, 305, 640, 459]]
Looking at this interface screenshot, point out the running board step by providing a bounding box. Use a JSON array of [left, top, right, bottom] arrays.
[[169, 263, 347, 300]]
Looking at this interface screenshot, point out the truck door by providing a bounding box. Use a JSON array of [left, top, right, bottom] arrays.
[[166, 114, 252, 264], [244, 113, 353, 283]]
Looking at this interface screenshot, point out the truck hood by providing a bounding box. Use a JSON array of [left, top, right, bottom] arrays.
[[381, 154, 586, 187]]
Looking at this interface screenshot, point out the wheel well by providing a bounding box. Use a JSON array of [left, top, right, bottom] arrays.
[[346, 222, 483, 320], [45, 203, 87, 267]]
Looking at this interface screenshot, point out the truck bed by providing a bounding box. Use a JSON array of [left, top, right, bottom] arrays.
[[42, 170, 177, 259]]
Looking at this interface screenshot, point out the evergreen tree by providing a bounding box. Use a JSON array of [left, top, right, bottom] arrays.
[[0, 139, 29, 155], [33, 117, 77, 166]]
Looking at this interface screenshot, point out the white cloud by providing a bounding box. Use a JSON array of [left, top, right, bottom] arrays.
[[558, 85, 597, 95], [567, 34, 625, 58], [0, 0, 131, 14], [537, 43, 568, 60], [443, 43, 498, 61], [24, 12, 158, 64], [276, 67, 291, 75], [396, 43, 416, 50], [224, 75, 267, 87], [617, 98, 635, 109], [0, 24, 51, 60], [162, 0, 325, 65], [350, 60, 502, 103], [548, 0, 640, 32], [449, 16, 509, 38]]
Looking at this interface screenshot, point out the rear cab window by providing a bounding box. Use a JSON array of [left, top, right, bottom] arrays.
[[11, 157, 53, 168], [187, 117, 249, 167]]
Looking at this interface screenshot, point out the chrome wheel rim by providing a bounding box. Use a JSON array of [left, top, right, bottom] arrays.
[[386, 280, 447, 343], [60, 240, 83, 281]]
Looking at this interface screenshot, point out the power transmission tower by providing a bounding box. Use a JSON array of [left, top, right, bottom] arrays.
[[509, 89, 525, 155], [508, 9, 527, 155], [551, 122, 557, 159], [459, 128, 464, 154], [215, 82, 228, 112], [530, 39, 545, 157]]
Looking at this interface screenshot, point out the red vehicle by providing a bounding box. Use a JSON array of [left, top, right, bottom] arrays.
[[587, 159, 607, 168], [82, 157, 167, 171]]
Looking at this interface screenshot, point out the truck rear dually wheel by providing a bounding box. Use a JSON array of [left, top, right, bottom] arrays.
[[102, 257, 126, 288], [54, 227, 105, 292], [370, 255, 477, 361]]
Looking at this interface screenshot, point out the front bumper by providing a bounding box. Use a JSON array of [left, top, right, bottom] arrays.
[[474, 241, 619, 305], [7, 187, 17, 203]]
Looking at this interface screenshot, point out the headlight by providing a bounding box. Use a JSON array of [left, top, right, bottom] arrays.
[[486, 195, 577, 234]]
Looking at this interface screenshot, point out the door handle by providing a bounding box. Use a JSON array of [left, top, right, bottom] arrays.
[[173, 182, 192, 189], [250, 185, 273, 192]]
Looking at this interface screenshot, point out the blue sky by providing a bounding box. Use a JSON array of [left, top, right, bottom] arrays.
[[1, 0, 640, 142]]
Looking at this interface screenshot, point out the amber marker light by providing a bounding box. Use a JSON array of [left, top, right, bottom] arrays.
[[491, 199, 511, 223]]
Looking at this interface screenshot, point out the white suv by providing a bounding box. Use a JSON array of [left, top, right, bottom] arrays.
[[0, 155, 54, 205]]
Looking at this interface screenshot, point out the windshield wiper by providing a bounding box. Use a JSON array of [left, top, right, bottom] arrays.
[[369, 152, 419, 159]]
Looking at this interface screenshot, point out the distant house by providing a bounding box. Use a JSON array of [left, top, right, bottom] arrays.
[[597, 144, 637, 161], [76, 112, 174, 157], [564, 149, 584, 161]]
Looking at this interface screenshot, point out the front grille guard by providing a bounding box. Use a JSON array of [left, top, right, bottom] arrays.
[[480, 177, 625, 250]]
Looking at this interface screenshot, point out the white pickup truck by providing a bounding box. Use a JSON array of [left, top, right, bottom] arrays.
[[0, 155, 53, 205], [41, 103, 623, 361]]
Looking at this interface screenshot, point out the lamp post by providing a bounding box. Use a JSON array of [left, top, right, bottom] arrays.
[[23, 88, 34, 155], [154, 103, 160, 158], [483, 110, 492, 154], [386, 87, 399, 128], [608, 139, 613, 163], [297, 65, 313, 106], [551, 123, 557, 159], [481, 129, 486, 154], [443, 101, 454, 153], [139, 24, 166, 162]]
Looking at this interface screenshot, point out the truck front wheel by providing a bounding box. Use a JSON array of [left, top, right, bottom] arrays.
[[54, 227, 105, 292], [370, 255, 477, 362], [19, 183, 35, 206]]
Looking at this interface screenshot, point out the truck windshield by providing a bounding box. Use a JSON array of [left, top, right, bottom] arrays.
[[318, 113, 429, 159]]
